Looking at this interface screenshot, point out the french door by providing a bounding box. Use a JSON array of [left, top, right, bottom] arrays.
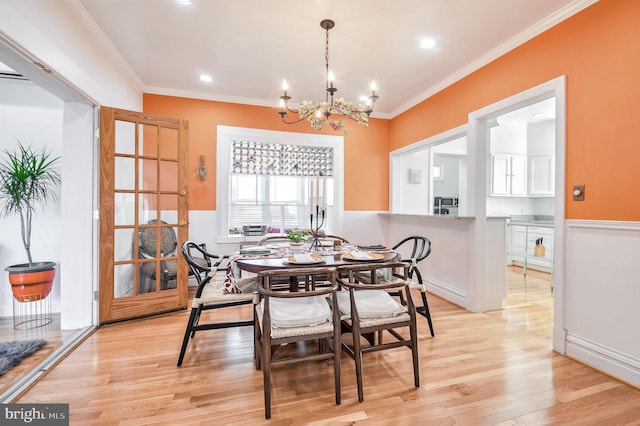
[[99, 107, 189, 323]]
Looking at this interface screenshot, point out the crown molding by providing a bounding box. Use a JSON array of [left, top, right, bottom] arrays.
[[390, 0, 599, 118], [65, 0, 144, 92], [143, 85, 279, 108]]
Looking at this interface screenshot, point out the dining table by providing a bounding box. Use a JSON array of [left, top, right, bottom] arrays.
[[230, 243, 399, 292]]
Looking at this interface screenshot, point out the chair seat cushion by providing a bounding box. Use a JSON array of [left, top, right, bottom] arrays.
[[192, 278, 258, 307], [356, 271, 424, 290], [261, 295, 331, 328], [336, 290, 407, 319]]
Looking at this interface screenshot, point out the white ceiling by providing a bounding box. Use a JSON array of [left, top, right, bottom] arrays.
[[70, 1, 590, 117]]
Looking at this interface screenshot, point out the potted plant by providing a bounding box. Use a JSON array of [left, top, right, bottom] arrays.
[[0, 143, 61, 302], [286, 229, 308, 251]]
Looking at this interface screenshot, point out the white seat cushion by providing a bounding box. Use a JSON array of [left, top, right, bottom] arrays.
[[192, 279, 258, 308], [336, 290, 407, 319], [262, 295, 331, 328]]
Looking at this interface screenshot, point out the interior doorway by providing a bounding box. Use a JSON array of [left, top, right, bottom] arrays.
[[468, 76, 566, 353], [0, 45, 98, 401], [488, 96, 556, 285]]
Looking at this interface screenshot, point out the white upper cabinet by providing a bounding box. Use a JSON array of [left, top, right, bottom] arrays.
[[491, 154, 527, 196], [489, 116, 554, 197], [529, 155, 554, 196]]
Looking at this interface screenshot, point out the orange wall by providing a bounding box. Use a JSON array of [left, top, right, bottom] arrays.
[[390, 0, 640, 221], [143, 95, 390, 211], [145, 1, 640, 220]]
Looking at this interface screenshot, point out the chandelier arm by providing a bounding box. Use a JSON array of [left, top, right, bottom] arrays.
[[279, 110, 315, 125]]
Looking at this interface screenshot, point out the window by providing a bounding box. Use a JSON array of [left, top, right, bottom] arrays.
[[229, 174, 334, 233], [390, 126, 467, 216], [217, 126, 343, 242]]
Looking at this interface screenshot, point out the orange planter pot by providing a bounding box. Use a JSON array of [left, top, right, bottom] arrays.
[[7, 262, 56, 302]]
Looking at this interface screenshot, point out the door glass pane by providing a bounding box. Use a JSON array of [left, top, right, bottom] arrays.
[[115, 156, 135, 190], [140, 123, 158, 158], [114, 228, 134, 262], [115, 120, 135, 155], [159, 195, 178, 224], [114, 263, 134, 298], [138, 260, 157, 294], [139, 193, 157, 225], [159, 160, 178, 192], [159, 127, 179, 160], [139, 158, 157, 191], [139, 226, 159, 259], [114, 193, 135, 226]]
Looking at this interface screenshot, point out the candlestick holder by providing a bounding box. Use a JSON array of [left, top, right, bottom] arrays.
[[309, 205, 325, 252]]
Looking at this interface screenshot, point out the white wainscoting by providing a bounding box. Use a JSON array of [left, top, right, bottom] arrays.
[[564, 220, 640, 386]]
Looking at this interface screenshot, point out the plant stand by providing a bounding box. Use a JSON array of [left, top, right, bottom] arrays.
[[13, 291, 53, 330]]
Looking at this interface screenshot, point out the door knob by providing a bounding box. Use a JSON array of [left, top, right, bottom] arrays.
[[180, 190, 187, 196], [179, 220, 187, 227]]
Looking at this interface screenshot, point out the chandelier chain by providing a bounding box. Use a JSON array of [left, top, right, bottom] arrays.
[[325, 25, 330, 104]]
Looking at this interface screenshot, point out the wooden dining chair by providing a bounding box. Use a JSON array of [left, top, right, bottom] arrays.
[[254, 267, 341, 419], [177, 241, 258, 367], [137, 219, 179, 293], [392, 236, 435, 336], [336, 261, 419, 403]]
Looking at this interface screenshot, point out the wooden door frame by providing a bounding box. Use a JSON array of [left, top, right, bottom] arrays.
[[99, 106, 189, 323]]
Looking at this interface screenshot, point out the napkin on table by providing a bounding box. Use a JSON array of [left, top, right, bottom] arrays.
[[293, 253, 315, 263], [350, 251, 373, 259]]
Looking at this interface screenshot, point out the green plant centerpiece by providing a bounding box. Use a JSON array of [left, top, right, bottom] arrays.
[[0, 143, 61, 302], [286, 229, 308, 244]]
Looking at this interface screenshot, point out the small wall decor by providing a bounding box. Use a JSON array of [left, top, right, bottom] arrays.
[[196, 155, 207, 180], [408, 168, 422, 184], [433, 163, 444, 181]]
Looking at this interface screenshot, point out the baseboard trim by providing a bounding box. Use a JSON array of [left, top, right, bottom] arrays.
[[565, 332, 640, 387], [424, 276, 467, 308]]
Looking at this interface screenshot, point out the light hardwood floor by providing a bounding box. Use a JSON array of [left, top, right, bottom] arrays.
[[0, 313, 75, 397], [16, 267, 640, 424]]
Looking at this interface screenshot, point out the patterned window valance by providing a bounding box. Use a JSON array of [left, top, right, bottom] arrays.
[[231, 140, 334, 176]]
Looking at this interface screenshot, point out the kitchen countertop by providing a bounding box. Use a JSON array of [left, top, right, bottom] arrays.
[[379, 212, 510, 220], [508, 215, 554, 227]]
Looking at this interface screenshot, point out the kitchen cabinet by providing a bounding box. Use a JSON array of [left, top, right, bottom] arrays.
[[491, 155, 527, 196], [508, 223, 554, 275], [528, 155, 554, 196]]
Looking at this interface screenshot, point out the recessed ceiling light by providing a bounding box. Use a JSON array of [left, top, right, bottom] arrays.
[[200, 74, 212, 83], [420, 37, 437, 49], [532, 112, 545, 118], [176, 0, 192, 5]]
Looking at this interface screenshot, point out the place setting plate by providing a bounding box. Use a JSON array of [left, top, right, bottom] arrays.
[[342, 251, 385, 262], [265, 242, 290, 249], [356, 244, 388, 251], [283, 254, 326, 265]]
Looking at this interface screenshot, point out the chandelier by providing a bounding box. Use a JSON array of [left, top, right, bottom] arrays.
[[278, 19, 378, 132]]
